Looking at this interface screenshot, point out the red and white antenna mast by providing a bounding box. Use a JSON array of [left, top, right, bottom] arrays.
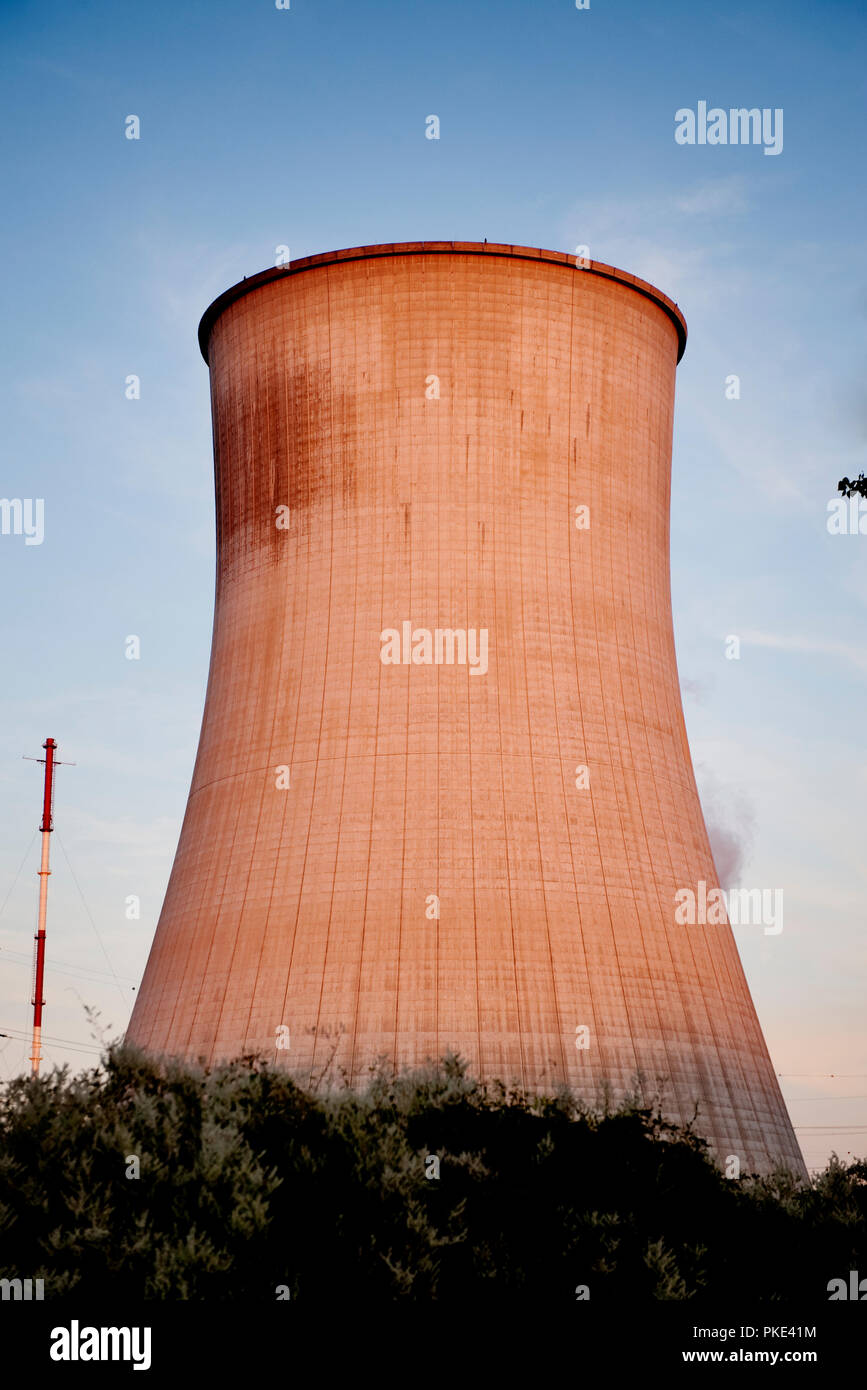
[[29, 737, 57, 1076]]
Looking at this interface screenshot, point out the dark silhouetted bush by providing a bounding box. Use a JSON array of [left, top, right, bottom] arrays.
[[0, 1046, 863, 1301]]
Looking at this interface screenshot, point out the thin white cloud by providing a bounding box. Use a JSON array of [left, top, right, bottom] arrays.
[[740, 628, 867, 674], [675, 176, 748, 216]]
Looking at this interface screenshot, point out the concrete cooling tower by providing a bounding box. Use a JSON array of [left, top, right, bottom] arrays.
[[126, 241, 805, 1176]]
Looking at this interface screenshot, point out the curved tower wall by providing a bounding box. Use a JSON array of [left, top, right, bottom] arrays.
[[125, 242, 804, 1176]]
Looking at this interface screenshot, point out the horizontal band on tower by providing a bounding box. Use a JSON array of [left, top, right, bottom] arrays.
[[197, 241, 688, 366]]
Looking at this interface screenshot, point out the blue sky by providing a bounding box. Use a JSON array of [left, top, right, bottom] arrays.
[[1, 0, 865, 1172]]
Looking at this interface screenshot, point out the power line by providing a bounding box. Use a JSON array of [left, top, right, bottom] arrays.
[[0, 946, 136, 987], [54, 832, 128, 1007], [786, 1095, 867, 1102], [1, 1025, 102, 1049], [0, 1027, 101, 1055], [793, 1126, 867, 1132], [0, 830, 38, 922]]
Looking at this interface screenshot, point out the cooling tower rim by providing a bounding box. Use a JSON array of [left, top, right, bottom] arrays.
[[197, 241, 688, 366]]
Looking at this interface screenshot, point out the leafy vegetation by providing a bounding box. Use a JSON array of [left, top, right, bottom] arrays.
[[0, 1045, 863, 1301]]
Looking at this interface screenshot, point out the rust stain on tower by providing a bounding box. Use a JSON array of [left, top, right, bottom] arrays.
[[126, 242, 805, 1175]]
